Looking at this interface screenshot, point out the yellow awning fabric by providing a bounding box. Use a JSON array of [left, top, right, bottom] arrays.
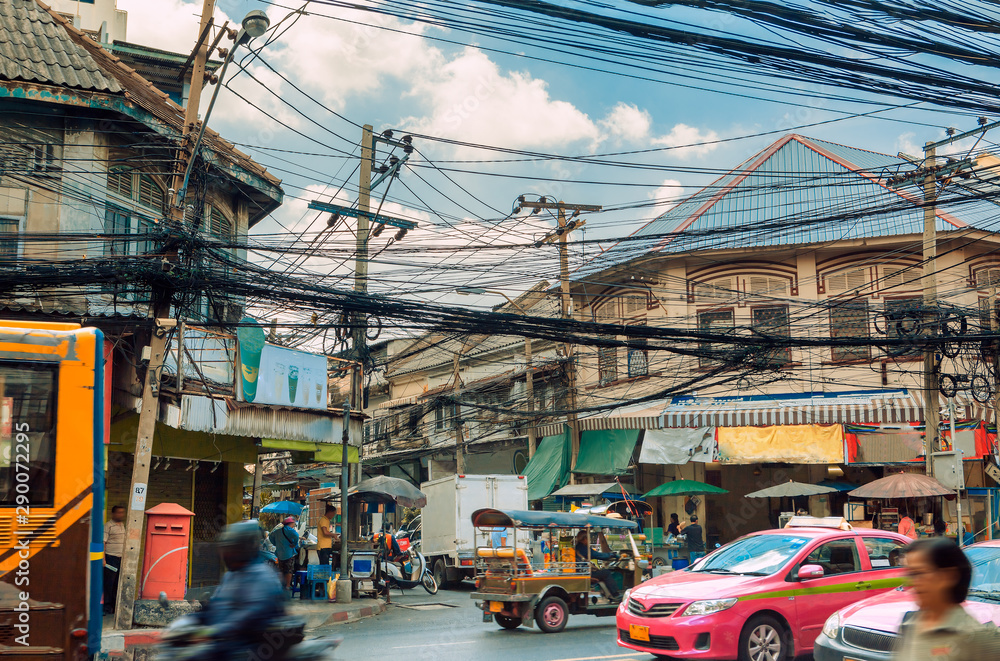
[[716, 424, 844, 464], [261, 439, 359, 463]]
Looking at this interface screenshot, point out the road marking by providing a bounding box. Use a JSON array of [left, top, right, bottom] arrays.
[[549, 655, 645, 661], [390, 641, 476, 649]]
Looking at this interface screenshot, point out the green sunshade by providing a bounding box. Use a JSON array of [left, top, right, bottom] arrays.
[[261, 439, 359, 463], [644, 479, 728, 497], [523, 426, 571, 501], [572, 429, 640, 476]]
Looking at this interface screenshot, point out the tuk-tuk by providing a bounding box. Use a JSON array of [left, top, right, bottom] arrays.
[[470, 508, 646, 633]]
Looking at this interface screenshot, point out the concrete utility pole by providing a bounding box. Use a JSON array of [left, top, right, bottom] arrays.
[[115, 0, 216, 630], [530, 200, 602, 482], [339, 124, 373, 594], [992, 285, 1000, 431], [453, 348, 465, 474], [922, 143, 940, 477]]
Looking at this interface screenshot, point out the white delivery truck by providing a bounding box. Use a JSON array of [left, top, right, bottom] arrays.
[[421, 474, 528, 587]]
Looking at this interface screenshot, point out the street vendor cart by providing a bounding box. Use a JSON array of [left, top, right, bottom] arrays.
[[470, 508, 646, 633]]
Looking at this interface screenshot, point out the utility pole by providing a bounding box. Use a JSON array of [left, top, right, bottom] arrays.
[[530, 200, 602, 482], [115, 0, 216, 630], [888, 125, 990, 477], [992, 285, 1000, 434], [453, 349, 465, 474], [922, 143, 940, 477]]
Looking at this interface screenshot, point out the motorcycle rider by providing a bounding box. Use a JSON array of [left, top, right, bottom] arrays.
[[191, 521, 288, 660]]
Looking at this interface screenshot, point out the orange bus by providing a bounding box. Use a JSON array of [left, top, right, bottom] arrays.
[[0, 321, 105, 659]]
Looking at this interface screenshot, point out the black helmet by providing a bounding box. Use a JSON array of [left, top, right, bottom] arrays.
[[217, 520, 263, 570]]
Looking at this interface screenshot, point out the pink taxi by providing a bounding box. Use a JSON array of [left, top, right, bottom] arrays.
[[814, 540, 1000, 661], [617, 524, 910, 660]]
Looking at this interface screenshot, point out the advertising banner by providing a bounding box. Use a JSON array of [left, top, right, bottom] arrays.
[[237, 318, 329, 410]]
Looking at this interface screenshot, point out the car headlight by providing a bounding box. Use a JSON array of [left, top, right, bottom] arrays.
[[821, 611, 841, 639], [622, 588, 633, 601], [680, 598, 738, 616]]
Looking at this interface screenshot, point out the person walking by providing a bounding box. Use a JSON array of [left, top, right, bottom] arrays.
[[103, 505, 126, 615], [894, 537, 1000, 660], [269, 516, 300, 590]]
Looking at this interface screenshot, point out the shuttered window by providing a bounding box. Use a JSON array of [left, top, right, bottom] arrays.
[[137, 175, 164, 211], [881, 265, 910, 289], [104, 205, 130, 256], [748, 275, 788, 298], [694, 277, 734, 300], [598, 340, 618, 386], [209, 207, 232, 239], [975, 267, 1000, 291], [826, 268, 867, 293], [622, 295, 647, 316], [107, 167, 132, 198]]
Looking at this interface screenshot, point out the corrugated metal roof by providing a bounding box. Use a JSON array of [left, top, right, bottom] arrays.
[[588, 134, 996, 274], [0, 0, 121, 92]]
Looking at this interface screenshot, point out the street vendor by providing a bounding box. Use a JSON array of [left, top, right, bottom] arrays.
[[575, 530, 620, 600]]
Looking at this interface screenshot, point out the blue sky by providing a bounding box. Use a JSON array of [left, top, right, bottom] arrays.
[[117, 0, 991, 312]]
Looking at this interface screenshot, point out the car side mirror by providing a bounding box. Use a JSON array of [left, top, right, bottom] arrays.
[[798, 564, 824, 580]]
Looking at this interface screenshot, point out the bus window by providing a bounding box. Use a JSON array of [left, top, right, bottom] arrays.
[[0, 362, 57, 507]]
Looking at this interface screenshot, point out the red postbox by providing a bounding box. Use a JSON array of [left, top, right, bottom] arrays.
[[140, 503, 196, 600]]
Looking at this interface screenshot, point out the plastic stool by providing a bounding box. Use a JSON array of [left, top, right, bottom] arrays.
[[309, 580, 327, 601], [671, 558, 689, 570], [291, 570, 307, 598]]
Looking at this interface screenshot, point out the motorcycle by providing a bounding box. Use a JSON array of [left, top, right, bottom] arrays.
[[373, 532, 438, 595], [155, 608, 342, 661]]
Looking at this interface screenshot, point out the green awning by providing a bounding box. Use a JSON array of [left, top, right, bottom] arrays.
[[523, 425, 571, 501], [572, 429, 640, 476], [261, 439, 359, 463]]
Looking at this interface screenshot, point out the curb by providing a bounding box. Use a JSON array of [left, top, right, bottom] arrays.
[[319, 599, 386, 627]]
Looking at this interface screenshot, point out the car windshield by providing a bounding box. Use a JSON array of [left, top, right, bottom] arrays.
[[692, 534, 810, 575], [967, 547, 1000, 598]]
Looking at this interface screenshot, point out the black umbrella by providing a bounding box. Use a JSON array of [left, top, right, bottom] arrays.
[[349, 475, 427, 508]]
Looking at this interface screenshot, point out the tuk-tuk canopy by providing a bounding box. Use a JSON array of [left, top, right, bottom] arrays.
[[471, 508, 639, 531], [574, 501, 652, 518]]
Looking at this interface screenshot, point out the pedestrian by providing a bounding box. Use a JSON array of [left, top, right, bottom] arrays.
[[103, 505, 126, 615], [934, 518, 948, 537], [269, 516, 300, 590], [894, 537, 1000, 660], [490, 526, 507, 548], [681, 514, 705, 561], [796, 508, 809, 517], [667, 513, 681, 537], [317, 504, 338, 567], [898, 512, 918, 540]]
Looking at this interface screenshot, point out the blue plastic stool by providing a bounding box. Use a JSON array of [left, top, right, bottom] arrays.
[[309, 580, 327, 601], [291, 570, 307, 598], [671, 558, 689, 570]]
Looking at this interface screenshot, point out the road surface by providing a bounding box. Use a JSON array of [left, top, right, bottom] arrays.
[[314, 583, 656, 661]]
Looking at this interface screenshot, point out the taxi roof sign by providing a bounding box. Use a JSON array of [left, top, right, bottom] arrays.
[[783, 516, 853, 531]]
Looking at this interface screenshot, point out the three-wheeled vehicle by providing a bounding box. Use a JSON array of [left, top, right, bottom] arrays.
[[470, 508, 646, 633]]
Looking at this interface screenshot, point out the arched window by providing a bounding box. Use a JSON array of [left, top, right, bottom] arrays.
[[137, 175, 164, 211], [107, 167, 132, 198]]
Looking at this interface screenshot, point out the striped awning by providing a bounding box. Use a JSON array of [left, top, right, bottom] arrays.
[[536, 389, 983, 435]]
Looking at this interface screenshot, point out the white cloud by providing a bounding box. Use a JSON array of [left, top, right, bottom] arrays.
[[117, 0, 229, 53], [648, 178, 685, 210], [403, 48, 601, 154], [650, 124, 719, 158], [599, 103, 652, 143], [896, 132, 921, 159]]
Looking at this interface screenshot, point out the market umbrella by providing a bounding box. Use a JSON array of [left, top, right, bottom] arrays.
[[260, 500, 303, 516], [644, 479, 728, 497], [745, 480, 838, 499], [848, 472, 954, 499], [349, 475, 427, 508]]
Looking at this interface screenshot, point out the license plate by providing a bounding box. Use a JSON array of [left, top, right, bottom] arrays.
[[629, 624, 650, 642], [490, 601, 503, 612]]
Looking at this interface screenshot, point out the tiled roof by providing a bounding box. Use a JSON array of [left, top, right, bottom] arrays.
[[0, 0, 121, 92], [587, 134, 994, 274], [1, 0, 280, 193]]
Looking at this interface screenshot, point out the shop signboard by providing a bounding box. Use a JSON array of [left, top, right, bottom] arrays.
[[237, 318, 328, 410], [985, 459, 1000, 486]]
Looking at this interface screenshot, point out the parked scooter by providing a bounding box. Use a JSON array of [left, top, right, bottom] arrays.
[[155, 594, 342, 661], [374, 532, 438, 595]]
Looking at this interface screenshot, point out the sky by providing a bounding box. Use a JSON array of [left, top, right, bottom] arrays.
[[114, 0, 994, 322]]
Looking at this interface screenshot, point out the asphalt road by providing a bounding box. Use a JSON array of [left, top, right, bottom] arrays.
[[314, 583, 658, 661]]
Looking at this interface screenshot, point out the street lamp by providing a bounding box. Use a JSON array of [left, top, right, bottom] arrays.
[[176, 9, 272, 208], [455, 287, 537, 456]]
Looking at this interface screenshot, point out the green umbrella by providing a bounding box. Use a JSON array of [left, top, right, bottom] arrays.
[[644, 479, 728, 497]]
